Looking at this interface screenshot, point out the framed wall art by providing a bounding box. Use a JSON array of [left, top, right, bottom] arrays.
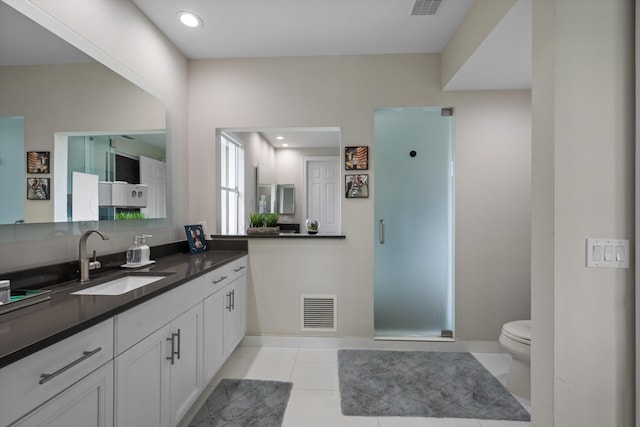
[[345, 174, 369, 199], [184, 224, 207, 254], [345, 146, 368, 170], [26, 151, 50, 174], [26, 177, 50, 200]]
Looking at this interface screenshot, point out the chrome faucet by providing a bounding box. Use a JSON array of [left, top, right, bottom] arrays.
[[78, 230, 109, 282]]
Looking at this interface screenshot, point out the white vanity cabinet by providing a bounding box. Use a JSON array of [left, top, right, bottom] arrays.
[[115, 302, 202, 427], [114, 254, 247, 427], [0, 254, 248, 427], [202, 256, 247, 383], [202, 288, 225, 383], [224, 275, 246, 357], [113, 264, 205, 427], [0, 319, 114, 427]]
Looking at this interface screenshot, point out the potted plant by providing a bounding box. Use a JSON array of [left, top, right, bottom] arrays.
[[265, 213, 279, 227], [115, 211, 146, 220], [247, 212, 280, 235], [249, 212, 265, 228]]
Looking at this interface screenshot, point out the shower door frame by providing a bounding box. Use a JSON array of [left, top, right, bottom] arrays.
[[373, 106, 456, 341]]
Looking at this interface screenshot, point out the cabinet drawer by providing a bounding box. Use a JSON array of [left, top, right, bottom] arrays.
[[202, 256, 247, 298], [10, 361, 114, 427], [0, 319, 114, 426], [115, 278, 202, 355]]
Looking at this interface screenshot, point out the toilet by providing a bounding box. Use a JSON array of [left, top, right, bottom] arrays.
[[499, 320, 531, 399]]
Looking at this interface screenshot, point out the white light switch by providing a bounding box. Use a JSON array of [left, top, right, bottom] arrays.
[[586, 238, 630, 268], [604, 245, 613, 261]]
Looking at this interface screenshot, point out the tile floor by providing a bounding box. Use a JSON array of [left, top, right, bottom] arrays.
[[207, 345, 531, 427]]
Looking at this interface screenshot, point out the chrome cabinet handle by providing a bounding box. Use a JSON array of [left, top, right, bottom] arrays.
[[174, 329, 181, 361], [166, 334, 175, 365], [231, 289, 235, 310], [379, 219, 385, 245], [39, 347, 102, 385], [213, 276, 228, 284], [226, 292, 232, 312], [166, 329, 181, 365], [234, 265, 246, 272]]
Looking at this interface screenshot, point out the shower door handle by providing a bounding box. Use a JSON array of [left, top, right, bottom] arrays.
[[379, 219, 385, 244]]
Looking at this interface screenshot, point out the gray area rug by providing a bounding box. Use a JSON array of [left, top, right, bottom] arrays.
[[188, 379, 293, 427], [338, 350, 530, 421]]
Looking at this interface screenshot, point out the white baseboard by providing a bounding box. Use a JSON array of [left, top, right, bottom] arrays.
[[240, 335, 503, 353]]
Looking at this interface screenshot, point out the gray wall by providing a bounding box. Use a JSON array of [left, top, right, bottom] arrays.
[[188, 54, 532, 340], [531, 1, 634, 426]]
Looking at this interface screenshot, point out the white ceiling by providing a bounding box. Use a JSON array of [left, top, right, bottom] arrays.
[[132, 0, 474, 59], [131, 0, 531, 91], [1, 0, 532, 89]]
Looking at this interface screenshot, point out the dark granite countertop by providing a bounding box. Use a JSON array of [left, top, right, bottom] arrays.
[[0, 243, 248, 368], [211, 234, 346, 239]]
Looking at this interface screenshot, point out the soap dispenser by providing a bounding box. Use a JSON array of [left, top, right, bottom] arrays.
[[139, 235, 152, 264], [126, 236, 142, 265]]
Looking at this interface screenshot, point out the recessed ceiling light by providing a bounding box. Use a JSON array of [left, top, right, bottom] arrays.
[[177, 11, 202, 28], [276, 136, 284, 140], [282, 143, 289, 147]]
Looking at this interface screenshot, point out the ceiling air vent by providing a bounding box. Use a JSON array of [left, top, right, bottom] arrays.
[[411, 0, 442, 16], [301, 294, 337, 332]]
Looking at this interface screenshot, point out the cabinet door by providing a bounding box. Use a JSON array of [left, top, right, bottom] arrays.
[[238, 274, 247, 339], [13, 361, 113, 427], [0, 319, 113, 426], [115, 325, 170, 427], [202, 289, 225, 384], [168, 304, 202, 427], [224, 275, 246, 357]]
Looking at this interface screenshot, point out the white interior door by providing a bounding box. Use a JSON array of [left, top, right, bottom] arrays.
[[140, 155, 167, 218], [72, 171, 99, 222], [305, 157, 340, 234]]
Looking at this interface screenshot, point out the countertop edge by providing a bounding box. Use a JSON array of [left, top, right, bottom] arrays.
[[210, 234, 346, 239]]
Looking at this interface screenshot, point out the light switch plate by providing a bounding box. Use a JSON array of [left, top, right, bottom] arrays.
[[586, 238, 629, 268]]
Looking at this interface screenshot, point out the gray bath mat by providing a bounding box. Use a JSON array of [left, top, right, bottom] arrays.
[[338, 350, 530, 421], [188, 379, 293, 427]]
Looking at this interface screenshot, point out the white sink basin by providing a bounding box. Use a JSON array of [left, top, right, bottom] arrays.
[[72, 275, 166, 296]]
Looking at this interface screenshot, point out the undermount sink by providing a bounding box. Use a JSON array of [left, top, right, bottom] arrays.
[[71, 274, 168, 296]]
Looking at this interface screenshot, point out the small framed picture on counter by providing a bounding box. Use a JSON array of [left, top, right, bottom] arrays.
[[185, 224, 207, 254]]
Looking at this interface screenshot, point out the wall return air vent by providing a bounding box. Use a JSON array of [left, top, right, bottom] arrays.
[[411, 0, 442, 16], [301, 294, 337, 332]]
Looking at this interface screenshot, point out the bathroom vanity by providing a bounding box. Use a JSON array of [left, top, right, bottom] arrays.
[[0, 246, 247, 427]]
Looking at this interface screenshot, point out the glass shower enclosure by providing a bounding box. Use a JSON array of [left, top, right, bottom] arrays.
[[374, 107, 455, 340]]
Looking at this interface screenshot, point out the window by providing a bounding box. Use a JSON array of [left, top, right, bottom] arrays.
[[219, 132, 244, 234]]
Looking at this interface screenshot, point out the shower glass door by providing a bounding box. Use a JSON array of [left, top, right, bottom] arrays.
[[374, 107, 455, 340]]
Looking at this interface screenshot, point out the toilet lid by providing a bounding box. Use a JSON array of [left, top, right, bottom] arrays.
[[502, 320, 531, 345]]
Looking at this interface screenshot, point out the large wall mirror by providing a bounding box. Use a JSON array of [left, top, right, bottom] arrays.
[[0, 1, 167, 228], [217, 127, 341, 235]]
